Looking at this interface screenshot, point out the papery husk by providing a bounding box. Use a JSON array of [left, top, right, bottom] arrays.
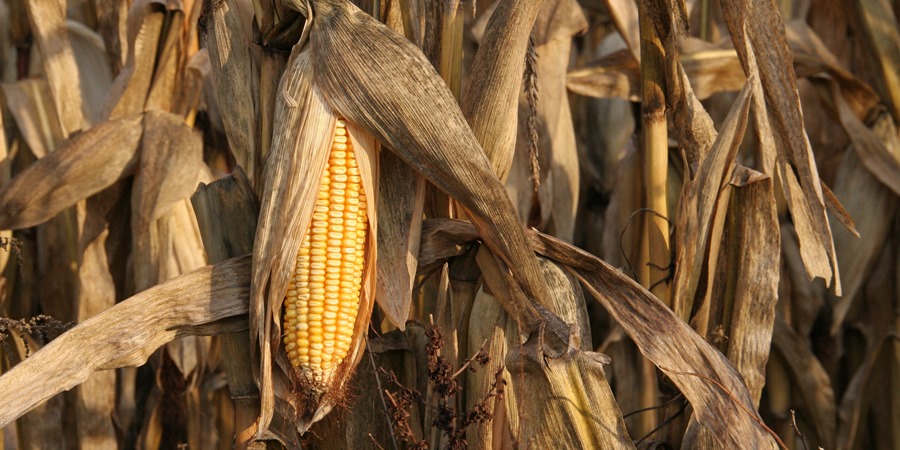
[[250, 41, 378, 438]]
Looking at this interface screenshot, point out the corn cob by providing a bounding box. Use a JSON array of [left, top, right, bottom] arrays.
[[283, 119, 368, 383]]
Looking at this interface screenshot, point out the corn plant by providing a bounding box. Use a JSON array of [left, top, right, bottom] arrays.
[[0, 0, 898, 449]]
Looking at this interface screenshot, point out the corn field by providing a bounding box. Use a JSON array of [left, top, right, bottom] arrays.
[[0, 0, 898, 448]]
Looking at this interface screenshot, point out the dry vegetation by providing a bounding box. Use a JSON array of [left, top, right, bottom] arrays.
[[0, 0, 897, 449]]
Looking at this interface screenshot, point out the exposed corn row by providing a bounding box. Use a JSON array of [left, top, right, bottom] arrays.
[[283, 119, 368, 384]]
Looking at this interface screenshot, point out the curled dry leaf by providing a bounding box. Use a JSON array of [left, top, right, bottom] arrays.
[[0, 114, 143, 230], [0, 255, 252, 428], [671, 81, 753, 320], [720, 0, 843, 294]]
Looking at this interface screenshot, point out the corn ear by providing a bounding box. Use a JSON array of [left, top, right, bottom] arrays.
[[251, 43, 378, 438]]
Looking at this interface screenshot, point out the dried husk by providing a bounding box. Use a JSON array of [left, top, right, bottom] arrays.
[[250, 41, 379, 437], [375, 150, 425, 330]]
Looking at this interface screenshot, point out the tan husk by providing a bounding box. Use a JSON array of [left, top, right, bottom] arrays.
[[250, 40, 379, 437]]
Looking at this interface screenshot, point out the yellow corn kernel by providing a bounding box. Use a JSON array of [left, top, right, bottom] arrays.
[[283, 119, 368, 383]]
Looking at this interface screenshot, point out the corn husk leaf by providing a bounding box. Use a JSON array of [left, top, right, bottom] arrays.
[[0, 255, 252, 428], [0, 114, 143, 230], [303, 0, 555, 338]]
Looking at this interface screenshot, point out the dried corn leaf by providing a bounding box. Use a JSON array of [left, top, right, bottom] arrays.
[[854, 0, 900, 121], [508, 337, 634, 449], [1, 79, 65, 159], [0, 114, 143, 230], [671, 82, 752, 320], [602, 0, 640, 62], [376, 150, 424, 329], [460, 0, 543, 181], [204, 0, 258, 186], [566, 50, 640, 101], [772, 318, 836, 445], [826, 115, 899, 333], [479, 253, 632, 448], [506, 0, 587, 242], [102, 0, 166, 119], [465, 285, 519, 448], [0, 255, 251, 428], [559, 257, 778, 448], [68, 21, 115, 125], [145, 7, 187, 114], [305, 0, 553, 324], [74, 184, 131, 450], [830, 83, 900, 197], [720, 0, 842, 293], [132, 110, 204, 234], [682, 167, 780, 449], [418, 218, 779, 448], [23, 0, 86, 135]]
